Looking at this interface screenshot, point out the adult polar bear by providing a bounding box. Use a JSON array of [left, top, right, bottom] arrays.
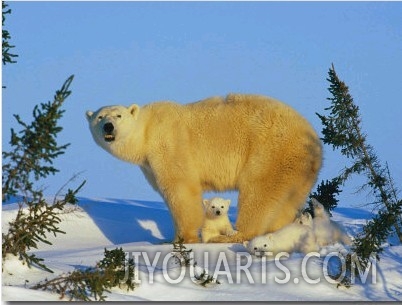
[[86, 94, 322, 243]]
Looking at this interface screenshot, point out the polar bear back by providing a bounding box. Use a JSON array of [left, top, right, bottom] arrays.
[[139, 94, 320, 193]]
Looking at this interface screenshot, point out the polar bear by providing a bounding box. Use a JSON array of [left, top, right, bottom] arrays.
[[312, 198, 352, 246], [294, 212, 313, 227], [201, 197, 237, 243], [86, 94, 322, 243], [244, 222, 318, 257]]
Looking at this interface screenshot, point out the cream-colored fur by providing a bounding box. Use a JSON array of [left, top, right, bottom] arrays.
[[294, 212, 313, 227], [244, 222, 318, 257], [86, 94, 322, 243], [312, 198, 352, 246], [201, 197, 236, 243]]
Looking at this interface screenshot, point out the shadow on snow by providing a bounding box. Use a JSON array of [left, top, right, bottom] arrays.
[[77, 197, 175, 245]]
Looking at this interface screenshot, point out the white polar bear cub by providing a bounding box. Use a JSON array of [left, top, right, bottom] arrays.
[[294, 211, 313, 227], [201, 197, 237, 243], [244, 222, 318, 257], [312, 198, 352, 246]]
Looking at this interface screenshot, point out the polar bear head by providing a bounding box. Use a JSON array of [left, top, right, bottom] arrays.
[[203, 197, 231, 219], [86, 104, 140, 151], [244, 234, 274, 257], [294, 212, 313, 227], [311, 198, 329, 220]]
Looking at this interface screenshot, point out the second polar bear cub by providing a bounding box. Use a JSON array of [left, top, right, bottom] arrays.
[[244, 222, 318, 257], [312, 198, 352, 246], [294, 211, 313, 227], [201, 197, 237, 243]]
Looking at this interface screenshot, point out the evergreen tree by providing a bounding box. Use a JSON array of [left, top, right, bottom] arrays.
[[316, 64, 402, 270], [171, 237, 194, 267], [2, 75, 86, 272], [2, 2, 18, 66], [33, 248, 137, 301], [307, 178, 342, 217]]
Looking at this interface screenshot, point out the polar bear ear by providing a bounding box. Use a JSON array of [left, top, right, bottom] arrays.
[[86, 111, 94, 121], [243, 241, 249, 247], [128, 104, 140, 120], [311, 198, 321, 208], [202, 199, 210, 207]]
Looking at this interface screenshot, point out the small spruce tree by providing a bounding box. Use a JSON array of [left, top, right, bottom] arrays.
[[2, 75, 86, 273], [171, 237, 194, 267], [171, 238, 220, 287], [316, 64, 402, 272], [192, 267, 221, 287]]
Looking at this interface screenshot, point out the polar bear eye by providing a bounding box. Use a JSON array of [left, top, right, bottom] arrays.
[[212, 206, 215, 209], [221, 206, 224, 209], [98, 115, 103, 120], [254, 247, 258, 250], [116, 114, 122, 118], [264, 244, 267, 247]]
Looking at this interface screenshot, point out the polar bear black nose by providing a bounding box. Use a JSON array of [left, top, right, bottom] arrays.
[[216, 210, 221, 215], [103, 122, 114, 133]]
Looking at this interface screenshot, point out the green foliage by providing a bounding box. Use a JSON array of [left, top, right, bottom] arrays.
[[192, 265, 221, 287], [2, 183, 85, 273], [2, 75, 74, 201], [316, 64, 402, 279], [33, 248, 137, 301], [171, 238, 221, 287], [171, 237, 194, 267], [353, 200, 400, 269], [96, 247, 137, 291], [317, 64, 363, 160], [2, 75, 86, 273], [33, 268, 106, 301], [307, 179, 342, 217], [2, 2, 18, 66]]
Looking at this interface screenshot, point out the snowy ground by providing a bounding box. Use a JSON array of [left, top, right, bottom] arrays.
[[2, 197, 402, 301]]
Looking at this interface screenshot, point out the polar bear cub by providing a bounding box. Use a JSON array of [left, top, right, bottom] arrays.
[[244, 222, 318, 257], [312, 198, 352, 246], [201, 197, 237, 243], [294, 211, 313, 227]]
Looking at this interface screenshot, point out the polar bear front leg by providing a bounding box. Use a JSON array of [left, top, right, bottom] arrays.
[[162, 181, 204, 244]]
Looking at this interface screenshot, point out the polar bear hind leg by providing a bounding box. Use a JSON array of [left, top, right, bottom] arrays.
[[209, 142, 320, 243]]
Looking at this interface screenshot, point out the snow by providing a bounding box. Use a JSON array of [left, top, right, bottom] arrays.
[[2, 197, 402, 301]]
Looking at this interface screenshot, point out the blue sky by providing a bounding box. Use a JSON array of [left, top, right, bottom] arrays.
[[2, 1, 402, 207]]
